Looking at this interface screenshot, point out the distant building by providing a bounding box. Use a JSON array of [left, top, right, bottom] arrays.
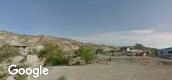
[[120, 47, 142, 52], [120, 47, 148, 57], [157, 47, 172, 57], [11, 41, 32, 56], [120, 47, 130, 51]]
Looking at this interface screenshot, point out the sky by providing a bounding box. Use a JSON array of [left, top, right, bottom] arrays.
[[0, 0, 172, 48]]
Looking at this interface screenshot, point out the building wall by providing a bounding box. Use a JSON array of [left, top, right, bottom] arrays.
[[157, 48, 172, 57]]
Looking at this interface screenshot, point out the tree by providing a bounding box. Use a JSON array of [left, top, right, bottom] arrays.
[[134, 43, 144, 50]]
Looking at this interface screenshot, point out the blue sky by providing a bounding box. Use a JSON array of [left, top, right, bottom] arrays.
[[0, 0, 172, 48]]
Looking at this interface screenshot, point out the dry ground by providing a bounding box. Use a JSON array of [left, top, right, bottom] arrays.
[[28, 57, 172, 80]]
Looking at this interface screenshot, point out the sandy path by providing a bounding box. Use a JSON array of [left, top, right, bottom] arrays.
[[28, 58, 172, 80]]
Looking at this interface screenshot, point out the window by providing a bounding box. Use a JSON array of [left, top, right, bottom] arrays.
[[168, 51, 172, 53]]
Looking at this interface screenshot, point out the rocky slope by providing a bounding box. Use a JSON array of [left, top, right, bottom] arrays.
[[0, 31, 83, 51], [0, 31, 116, 52]]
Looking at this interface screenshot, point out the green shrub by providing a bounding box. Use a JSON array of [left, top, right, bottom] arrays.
[[96, 48, 104, 54], [109, 50, 115, 53], [134, 43, 144, 50], [14, 74, 27, 80], [38, 42, 67, 66], [57, 75, 67, 80], [0, 44, 20, 62], [30, 48, 38, 55], [75, 45, 97, 64], [0, 67, 8, 80], [0, 73, 7, 80]]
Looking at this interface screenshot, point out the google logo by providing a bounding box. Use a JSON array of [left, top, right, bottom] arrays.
[[8, 64, 49, 78]]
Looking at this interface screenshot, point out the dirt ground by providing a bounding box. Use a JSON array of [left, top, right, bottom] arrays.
[[29, 57, 172, 80]]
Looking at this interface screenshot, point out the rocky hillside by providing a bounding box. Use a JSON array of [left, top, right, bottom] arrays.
[[0, 31, 116, 52], [0, 31, 83, 51]]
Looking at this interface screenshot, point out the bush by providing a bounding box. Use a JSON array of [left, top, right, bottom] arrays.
[[134, 43, 144, 50], [38, 42, 67, 66], [30, 48, 38, 55], [14, 74, 27, 80], [0, 44, 20, 62], [75, 45, 97, 64], [96, 48, 104, 54], [0, 67, 8, 80], [57, 75, 67, 80], [0, 73, 7, 80], [109, 50, 115, 53]]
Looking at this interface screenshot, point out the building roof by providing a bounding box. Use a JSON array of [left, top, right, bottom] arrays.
[[10, 41, 27, 47]]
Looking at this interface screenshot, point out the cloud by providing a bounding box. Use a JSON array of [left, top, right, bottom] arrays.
[[70, 27, 172, 48]]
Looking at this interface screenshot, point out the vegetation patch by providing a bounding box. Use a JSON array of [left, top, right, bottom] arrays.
[[38, 42, 98, 66], [14, 74, 28, 80], [75, 45, 97, 64], [0, 44, 20, 62], [57, 75, 67, 80], [0, 67, 8, 80], [0, 73, 7, 80], [38, 42, 68, 66]]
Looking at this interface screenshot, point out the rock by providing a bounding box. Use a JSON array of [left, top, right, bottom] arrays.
[[68, 57, 86, 65], [25, 55, 43, 67], [6, 76, 15, 80], [10, 56, 24, 63]]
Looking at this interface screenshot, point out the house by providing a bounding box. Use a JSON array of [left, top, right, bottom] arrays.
[[120, 47, 142, 52], [157, 47, 172, 57], [120, 47, 148, 57]]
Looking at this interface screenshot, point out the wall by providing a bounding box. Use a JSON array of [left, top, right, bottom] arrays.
[[157, 48, 172, 57]]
